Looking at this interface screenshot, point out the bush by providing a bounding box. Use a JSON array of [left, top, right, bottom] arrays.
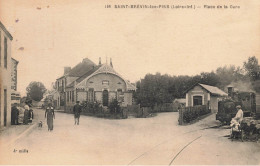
[[181, 105, 210, 124], [82, 101, 103, 114], [108, 99, 120, 114]]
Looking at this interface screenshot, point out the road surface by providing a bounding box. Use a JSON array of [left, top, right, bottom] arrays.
[[0, 108, 259, 165]]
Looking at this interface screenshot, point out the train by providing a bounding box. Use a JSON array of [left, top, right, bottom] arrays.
[[216, 86, 259, 124]]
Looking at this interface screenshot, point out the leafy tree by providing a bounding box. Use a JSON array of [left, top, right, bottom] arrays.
[[243, 56, 260, 81], [26, 81, 47, 101], [134, 56, 259, 106]]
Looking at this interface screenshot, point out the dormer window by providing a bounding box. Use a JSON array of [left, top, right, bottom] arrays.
[[102, 80, 109, 85]]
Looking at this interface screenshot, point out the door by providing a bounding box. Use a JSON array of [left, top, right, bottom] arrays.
[[193, 96, 202, 106], [4, 89, 7, 126], [103, 90, 109, 106]]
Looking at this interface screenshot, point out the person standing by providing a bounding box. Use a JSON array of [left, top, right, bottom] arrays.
[[45, 103, 55, 131], [11, 103, 19, 125], [23, 104, 30, 125], [73, 101, 82, 125], [11, 104, 15, 125]]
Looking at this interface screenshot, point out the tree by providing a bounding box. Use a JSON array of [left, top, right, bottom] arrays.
[[26, 81, 47, 101], [243, 56, 260, 81]]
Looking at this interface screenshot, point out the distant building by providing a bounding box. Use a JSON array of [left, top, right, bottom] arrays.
[[172, 98, 186, 112], [0, 21, 13, 127], [185, 83, 228, 113], [54, 58, 136, 111]]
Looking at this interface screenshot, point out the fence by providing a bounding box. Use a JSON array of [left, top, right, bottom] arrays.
[[126, 103, 175, 118], [64, 102, 176, 119], [178, 105, 211, 125]]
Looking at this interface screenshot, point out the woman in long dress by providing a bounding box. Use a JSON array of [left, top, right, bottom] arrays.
[[45, 103, 55, 131], [23, 104, 30, 125]]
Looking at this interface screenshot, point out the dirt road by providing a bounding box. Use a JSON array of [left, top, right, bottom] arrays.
[[0, 109, 259, 165]]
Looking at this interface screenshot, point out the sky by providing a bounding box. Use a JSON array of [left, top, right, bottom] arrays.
[[0, 0, 259, 96]]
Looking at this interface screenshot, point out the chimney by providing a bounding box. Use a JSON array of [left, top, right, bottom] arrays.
[[64, 67, 71, 75], [227, 85, 234, 98], [110, 58, 113, 68], [99, 57, 101, 65]]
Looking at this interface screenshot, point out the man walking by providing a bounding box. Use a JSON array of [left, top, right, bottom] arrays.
[[73, 101, 82, 125]]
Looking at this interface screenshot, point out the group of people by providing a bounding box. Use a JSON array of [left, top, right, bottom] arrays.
[[44, 101, 82, 131], [11, 102, 34, 125]]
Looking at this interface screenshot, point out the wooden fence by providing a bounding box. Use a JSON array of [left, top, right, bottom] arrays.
[[179, 105, 211, 125]]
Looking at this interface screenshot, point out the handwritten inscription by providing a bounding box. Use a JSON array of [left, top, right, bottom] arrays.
[[13, 149, 29, 153]]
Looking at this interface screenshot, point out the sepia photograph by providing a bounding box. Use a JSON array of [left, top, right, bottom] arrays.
[[0, 0, 260, 165]]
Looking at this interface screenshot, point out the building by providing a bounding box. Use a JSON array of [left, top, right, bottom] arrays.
[[0, 21, 13, 127], [185, 83, 228, 113], [11, 58, 20, 105], [172, 98, 186, 112], [54, 58, 136, 111]]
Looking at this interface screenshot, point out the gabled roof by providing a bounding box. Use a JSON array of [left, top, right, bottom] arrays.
[[76, 64, 136, 91], [11, 58, 19, 64], [57, 58, 97, 80], [67, 58, 97, 77], [0, 21, 13, 40], [185, 83, 228, 96], [66, 66, 101, 88], [173, 98, 186, 104], [199, 84, 227, 96]]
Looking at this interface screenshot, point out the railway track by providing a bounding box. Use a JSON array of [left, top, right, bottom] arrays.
[[127, 124, 224, 165]]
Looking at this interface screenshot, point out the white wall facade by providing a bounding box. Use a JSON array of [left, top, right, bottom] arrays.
[[0, 26, 12, 127]]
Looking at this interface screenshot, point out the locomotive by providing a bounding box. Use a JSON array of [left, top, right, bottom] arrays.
[[216, 86, 257, 124]]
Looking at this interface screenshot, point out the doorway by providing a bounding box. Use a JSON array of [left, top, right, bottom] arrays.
[[4, 89, 7, 126], [193, 95, 202, 106], [103, 90, 109, 106]]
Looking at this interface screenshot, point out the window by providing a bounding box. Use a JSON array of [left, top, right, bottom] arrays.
[[88, 88, 94, 102], [193, 96, 202, 106], [102, 80, 109, 85], [72, 91, 74, 102], [67, 92, 69, 102], [4, 37, 7, 68]]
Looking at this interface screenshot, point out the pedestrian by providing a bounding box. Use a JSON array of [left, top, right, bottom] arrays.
[[11, 103, 19, 125], [28, 108, 34, 123], [11, 104, 16, 125], [23, 104, 30, 125], [73, 101, 82, 125], [45, 103, 55, 131], [15, 104, 20, 125]]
